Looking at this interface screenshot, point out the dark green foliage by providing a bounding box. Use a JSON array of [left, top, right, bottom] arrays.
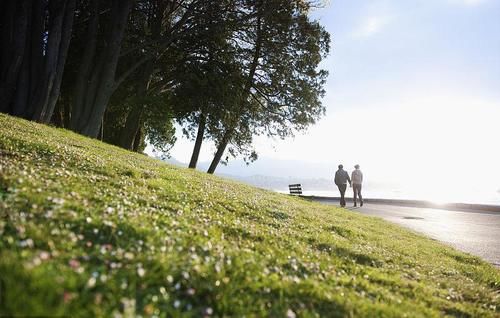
[[142, 95, 177, 155]]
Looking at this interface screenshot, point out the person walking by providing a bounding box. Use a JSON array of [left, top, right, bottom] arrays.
[[351, 164, 363, 207], [334, 164, 351, 207]]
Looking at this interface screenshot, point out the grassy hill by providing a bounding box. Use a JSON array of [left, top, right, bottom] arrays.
[[0, 113, 498, 317]]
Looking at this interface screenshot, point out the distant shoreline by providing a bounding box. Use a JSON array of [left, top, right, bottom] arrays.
[[272, 188, 500, 206], [302, 195, 500, 213]]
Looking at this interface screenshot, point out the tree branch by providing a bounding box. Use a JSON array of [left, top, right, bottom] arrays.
[[113, 54, 152, 89]]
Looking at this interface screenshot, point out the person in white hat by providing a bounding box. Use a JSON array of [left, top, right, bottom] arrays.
[[351, 164, 363, 207]]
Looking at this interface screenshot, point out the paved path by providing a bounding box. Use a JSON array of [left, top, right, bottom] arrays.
[[317, 199, 500, 267]]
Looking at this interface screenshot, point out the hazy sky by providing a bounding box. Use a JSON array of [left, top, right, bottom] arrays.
[[166, 0, 500, 199]]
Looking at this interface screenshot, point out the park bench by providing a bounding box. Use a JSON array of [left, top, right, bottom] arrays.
[[288, 184, 302, 195]]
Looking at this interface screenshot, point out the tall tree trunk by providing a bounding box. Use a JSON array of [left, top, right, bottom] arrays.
[[117, 59, 154, 150], [0, 0, 75, 122], [51, 99, 64, 127], [207, 129, 231, 174], [12, 47, 31, 117], [189, 112, 206, 169], [0, 0, 30, 114], [77, 0, 134, 138], [63, 97, 71, 128], [98, 117, 104, 141], [12, 0, 41, 118], [70, 0, 184, 139], [132, 126, 143, 152], [0, 1, 14, 71], [118, 103, 144, 150], [70, 0, 98, 131], [37, 0, 76, 123], [28, 0, 45, 116]]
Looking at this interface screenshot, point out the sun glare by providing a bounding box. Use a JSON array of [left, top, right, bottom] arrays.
[[251, 94, 500, 204]]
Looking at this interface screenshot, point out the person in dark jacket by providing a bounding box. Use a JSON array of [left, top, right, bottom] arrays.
[[334, 164, 351, 207]]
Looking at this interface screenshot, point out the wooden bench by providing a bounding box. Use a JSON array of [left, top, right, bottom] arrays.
[[288, 184, 302, 195]]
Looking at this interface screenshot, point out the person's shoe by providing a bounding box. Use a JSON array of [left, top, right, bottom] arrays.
[[353, 203, 357, 207], [360, 201, 364, 207]]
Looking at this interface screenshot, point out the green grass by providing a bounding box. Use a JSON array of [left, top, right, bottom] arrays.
[[0, 113, 498, 317]]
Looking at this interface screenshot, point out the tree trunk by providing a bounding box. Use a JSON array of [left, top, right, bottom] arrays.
[[132, 126, 143, 152], [32, 0, 76, 123], [117, 58, 154, 149], [70, 0, 98, 131], [77, 0, 134, 138], [98, 117, 104, 141], [51, 99, 64, 127], [189, 112, 206, 169], [28, 0, 45, 115], [12, 0, 38, 118], [207, 131, 231, 174], [68, 0, 133, 137], [12, 60, 30, 117], [0, 1, 15, 73], [0, 0, 75, 122], [0, 0, 30, 114], [37, 0, 76, 123], [118, 103, 144, 150]]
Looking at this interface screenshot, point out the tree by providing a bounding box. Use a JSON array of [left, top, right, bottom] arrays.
[[206, 0, 330, 174], [1, 0, 331, 167], [170, 0, 242, 169], [173, 57, 242, 169]]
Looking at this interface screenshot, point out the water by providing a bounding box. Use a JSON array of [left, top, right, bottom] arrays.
[[228, 173, 500, 206], [277, 186, 500, 206]]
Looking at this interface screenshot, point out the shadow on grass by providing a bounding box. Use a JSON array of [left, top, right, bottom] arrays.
[[222, 225, 265, 243], [311, 239, 384, 268], [443, 306, 473, 318], [444, 251, 481, 266], [49, 219, 152, 256], [326, 225, 357, 239]]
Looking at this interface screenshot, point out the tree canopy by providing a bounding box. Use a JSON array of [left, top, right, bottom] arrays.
[[0, 0, 330, 174]]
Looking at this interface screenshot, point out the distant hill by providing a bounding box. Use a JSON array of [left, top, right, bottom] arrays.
[[222, 174, 333, 192], [163, 157, 335, 192], [198, 157, 335, 179]]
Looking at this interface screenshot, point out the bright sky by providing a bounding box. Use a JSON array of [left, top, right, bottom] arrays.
[[167, 0, 500, 202]]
